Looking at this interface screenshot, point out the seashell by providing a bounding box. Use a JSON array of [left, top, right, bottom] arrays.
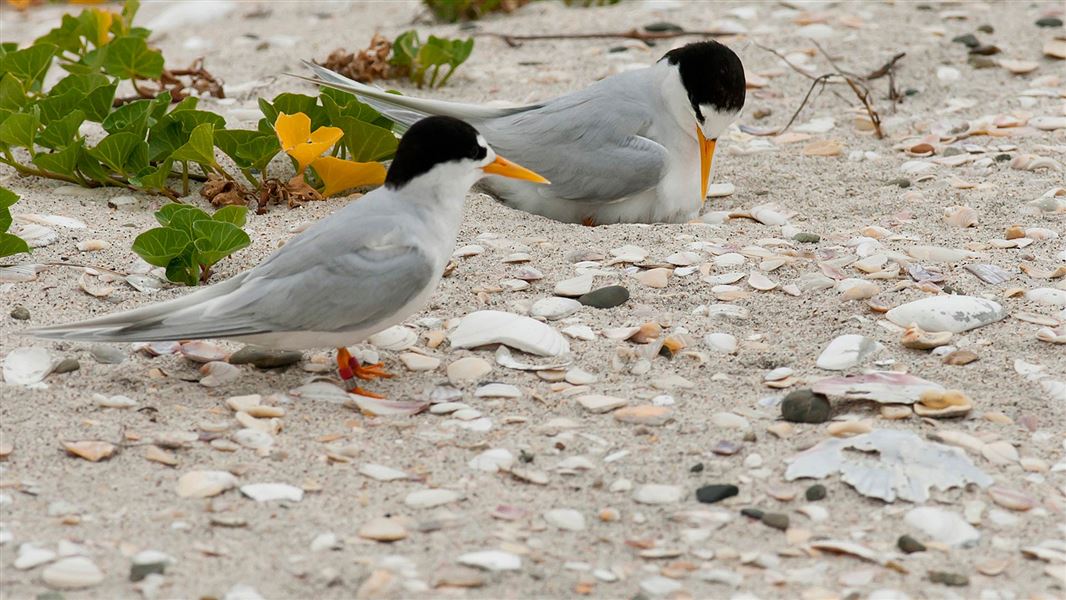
[[633, 267, 670, 288], [704, 272, 745, 285], [1030, 115, 1066, 131], [815, 334, 883, 370], [905, 507, 980, 547], [1036, 326, 1066, 344], [176, 470, 237, 498], [11, 223, 57, 248], [513, 266, 543, 281], [854, 254, 888, 273], [17, 213, 86, 229], [41, 556, 104, 589], [666, 251, 701, 266], [886, 296, 1004, 333], [1026, 287, 1066, 308], [458, 550, 521, 572], [988, 486, 1035, 511], [448, 310, 569, 357], [998, 59, 1038, 74], [62, 440, 115, 462], [808, 540, 896, 567], [749, 205, 789, 226], [360, 463, 410, 481], [802, 139, 843, 156], [125, 274, 166, 293], [75, 239, 110, 253], [348, 394, 428, 416], [199, 361, 240, 387], [827, 420, 873, 437], [964, 264, 1012, 285], [794, 117, 835, 134], [78, 273, 113, 298], [747, 271, 777, 291], [180, 341, 229, 363], [631, 322, 662, 344], [944, 205, 978, 228], [704, 332, 738, 354], [812, 371, 944, 404], [1044, 38, 1066, 60], [838, 279, 878, 300], [937, 66, 961, 81], [915, 389, 972, 418], [786, 429, 991, 503], [368, 325, 418, 351], [1011, 154, 1063, 172], [240, 483, 304, 503], [901, 323, 953, 349], [495, 346, 569, 371], [609, 244, 649, 263], [1020, 264, 1066, 279], [706, 183, 735, 198], [453, 244, 483, 257], [2, 347, 54, 386], [906, 245, 982, 262], [446, 356, 491, 383]]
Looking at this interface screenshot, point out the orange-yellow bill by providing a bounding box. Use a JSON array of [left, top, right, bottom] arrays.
[[483, 155, 550, 184], [697, 126, 716, 203]]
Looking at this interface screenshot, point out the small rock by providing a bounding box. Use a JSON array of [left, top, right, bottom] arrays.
[[90, 345, 126, 364], [53, 358, 80, 374], [1035, 16, 1063, 27], [228, 346, 302, 369], [633, 484, 682, 504], [943, 350, 978, 365], [41, 557, 104, 589], [578, 286, 630, 309], [358, 517, 407, 542], [793, 232, 820, 243], [130, 550, 174, 582], [741, 508, 765, 519], [10, 306, 29, 320], [805, 484, 826, 501], [578, 394, 628, 414], [761, 513, 789, 530], [695, 484, 738, 504], [898, 535, 926, 554], [781, 389, 831, 423], [952, 33, 980, 47], [929, 571, 969, 587]]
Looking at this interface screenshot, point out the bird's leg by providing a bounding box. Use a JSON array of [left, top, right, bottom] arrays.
[[581, 216, 597, 227], [336, 347, 393, 398]]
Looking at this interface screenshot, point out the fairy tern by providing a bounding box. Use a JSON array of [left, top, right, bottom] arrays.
[[28, 116, 548, 395], [295, 40, 745, 224]]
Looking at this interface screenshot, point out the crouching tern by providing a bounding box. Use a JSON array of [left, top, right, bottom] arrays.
[[28, 116, 548, 396], [295, 40, 745, 225]]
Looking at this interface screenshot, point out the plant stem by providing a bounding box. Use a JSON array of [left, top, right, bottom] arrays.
[[181, 161, 189, 196], [0, 157, 82, 185]]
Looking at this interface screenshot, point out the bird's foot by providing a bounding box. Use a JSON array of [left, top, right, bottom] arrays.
[[336, 347, 393, 397], [581, 216, 597, 227]]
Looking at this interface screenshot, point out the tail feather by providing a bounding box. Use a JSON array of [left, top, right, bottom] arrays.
[[292, 61, 537, 131]]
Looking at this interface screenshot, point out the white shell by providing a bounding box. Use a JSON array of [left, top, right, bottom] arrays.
[[906, 245, 982, 262], [785, 429, 991, 503], [886, 296, 1005, 333], [16, 214, 86, 229], [2, 347, 54, 386], [553, 274, 594, 297], [468, 448, 514, 473], [531, 297, 582, 321], [704, 332, 738, 354], [1026, 288, 1066, 308], [359, 463, 410, 481], [905, 507, 980, 547], [815, 334, 883, 370], [747, 271, 778, 291], [812, 371, 945, 404], [449, 310, 569, 357], [368, 325, 417, 351], [11, 223, 57, 248], [240, 483, 304, 503], [41, 557, 104, 589], [458, 550, 521, 571], [176, 470, 237, 498]]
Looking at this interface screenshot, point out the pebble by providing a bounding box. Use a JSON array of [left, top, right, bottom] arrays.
[[761, 513, 789, 530], [228, 346, 302, 368], [898, 535, 926, 554], [577, 285, 629, 309], [53, 357, 80, 374], [447, 357, 491, 384], [90, 344, 126, 364], [10, 306, 29, 320], [805, 484, 826, 501], [781, 389, 831, 423], [130, 550, 174, 582], [405, 488, 460, 508], [458, 550, 521, 571], [358, 517, 407, 542], [42, 557, 104, 589], [578, 394, 628, 414], [1035, 16, 1063, 27], [531, 297, 582, 320], [544, 508, 586, 531], [793, 232, 820, 243], [633, 484, 682, 504], [695, 484, 738, 504], [929, 571, 969, 587]]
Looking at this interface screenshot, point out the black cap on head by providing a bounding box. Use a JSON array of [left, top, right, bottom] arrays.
[[385, 116, 488, 189], [661, 41, 746, 121]]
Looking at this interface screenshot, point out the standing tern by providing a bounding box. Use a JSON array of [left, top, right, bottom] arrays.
[[27, 116, 548, 396], [295, 40, 745, 224]]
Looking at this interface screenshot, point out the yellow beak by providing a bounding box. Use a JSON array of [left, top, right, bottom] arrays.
[[482, 155, 550, 184], [697, 126, 716, 203]]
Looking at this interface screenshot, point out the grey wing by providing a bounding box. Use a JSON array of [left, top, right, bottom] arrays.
[[478, 87, 667, 203], [205, 217, 437, 335]]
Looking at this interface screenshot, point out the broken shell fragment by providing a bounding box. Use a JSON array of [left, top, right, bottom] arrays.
[[901, 323, 953, 350]]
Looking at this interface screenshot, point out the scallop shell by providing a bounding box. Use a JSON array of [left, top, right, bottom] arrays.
[[812, 371, 944, 404], [944, 205, 978, 228], [368, 325, 417, 351], [448, 310, 569, 357], [704, 332, 738, 354], [2, 347, 54, 386]]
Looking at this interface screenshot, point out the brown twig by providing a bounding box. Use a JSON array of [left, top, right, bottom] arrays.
[[113, 58, 225, 106], [475, 28, 738, 48], [810, 40, 884, 139]]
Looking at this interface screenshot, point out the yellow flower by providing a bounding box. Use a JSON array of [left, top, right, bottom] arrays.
[[274, 112, 343, 174], [311, 156, 386, 197]]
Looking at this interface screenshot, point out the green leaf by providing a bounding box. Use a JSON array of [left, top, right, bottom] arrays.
[[169, 122, 216, 167], [211, 205, 247, 227], [155, 202, 194, 227], [122, 0, 142, 29], [192, 219, 250, 266], [0, 207, 10, 234], [0, 74, 25, 112], [0, 232, 30, 259], [37, 111, 85, 149], [75, 145, 113, 184], [0, 44, 56, 91], [391, 30, 419, 68], [0, 186, 18, 210], [147, 120, 187, 162], [36, 88, 84, 125], [50, 72, 110, 96], [169, 110, 225, 135], [131, 226, 190, 267], [32, 144, 80, 177], [89, 131, 144, 175], [0, 112, 39, 149], [82, 82, 118, 122], [128, 158, 172, 191], [100, 36, 164, 80], [148, 91, 172, 120], [320, 89, 383, 125], [34, 14, 82, 55], [214, 129, 280, 171], [102, 98, 154, 136], [259, 93, 326, 131], [167, 206, 211, 238], [336, 117, 398, 163], [164, 248, 200, 286]]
